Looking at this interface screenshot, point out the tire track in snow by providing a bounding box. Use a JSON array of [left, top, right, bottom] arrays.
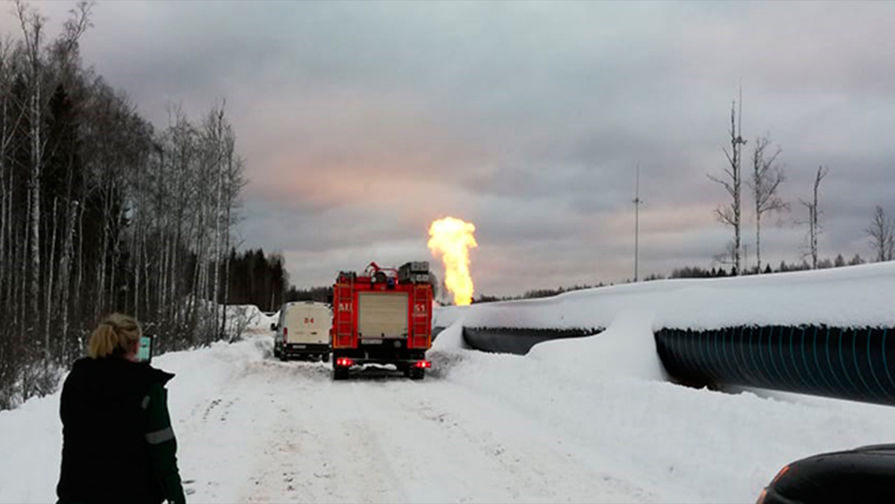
[[238, 371, 409, 503], [378, 377, 657, 503], [175, 339, 655, 503]]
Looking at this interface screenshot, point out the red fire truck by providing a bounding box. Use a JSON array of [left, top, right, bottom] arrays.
[[331, 261, 433, 380]]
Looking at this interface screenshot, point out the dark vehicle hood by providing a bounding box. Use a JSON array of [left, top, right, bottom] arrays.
[[770, 444, 895, 503], [852, 443, 895, 454]]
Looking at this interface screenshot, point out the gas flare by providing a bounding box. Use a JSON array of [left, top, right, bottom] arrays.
[[427, 217, 477, 306]]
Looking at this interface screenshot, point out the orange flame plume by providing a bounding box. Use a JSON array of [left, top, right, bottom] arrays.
[[427, 217, 478, 306]]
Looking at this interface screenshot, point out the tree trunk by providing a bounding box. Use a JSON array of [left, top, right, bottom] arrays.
[[44, 197, 58, 368], [210, 109, 225, 341], [755, 214, 761, 274], [97, 181, 109, 319], [27, 35, 43, 342], [73, 181, 86, 353], [0, 94, 8, 300], [58, 200, 77, 363]]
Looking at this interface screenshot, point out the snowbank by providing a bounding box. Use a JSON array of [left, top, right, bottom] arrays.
[[527, 309, 669, 382], [430, 322, 469, 352], [224, 304, 277, 334], [0, 336, 272, 503], [435, 262, 895, 331], [438, 344, 895, 502]]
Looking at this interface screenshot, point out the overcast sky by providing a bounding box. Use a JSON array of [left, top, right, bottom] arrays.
[[3, 1, 893, 296]]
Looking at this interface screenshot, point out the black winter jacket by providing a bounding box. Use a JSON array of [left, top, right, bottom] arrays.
[[56, 357, 186, 504]]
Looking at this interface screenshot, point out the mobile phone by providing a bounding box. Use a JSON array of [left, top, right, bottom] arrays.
[[137, 336, 153, 364]]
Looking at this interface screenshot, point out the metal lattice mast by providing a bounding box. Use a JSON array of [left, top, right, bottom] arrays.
[[633, 164, 642, 282]]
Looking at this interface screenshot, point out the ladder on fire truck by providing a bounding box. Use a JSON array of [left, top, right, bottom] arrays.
[[333, 273, 355, 348], [411, 283, 432, 348]]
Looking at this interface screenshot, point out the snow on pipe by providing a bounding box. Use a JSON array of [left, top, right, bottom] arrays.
[[654, 326, 895, 406]]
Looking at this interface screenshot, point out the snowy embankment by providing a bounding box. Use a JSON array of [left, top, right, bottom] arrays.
[[434, 262, 895, 383], [2, 264, 894, 503], [436, 261, 895, 331], [427, 262, 895, 499]]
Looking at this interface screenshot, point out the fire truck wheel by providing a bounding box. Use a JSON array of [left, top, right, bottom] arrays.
[[409, 368, 425, 380], [333, 367, 349, 380]]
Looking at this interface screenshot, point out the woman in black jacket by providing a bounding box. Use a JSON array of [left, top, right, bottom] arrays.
[[56, 313, 186, 504]]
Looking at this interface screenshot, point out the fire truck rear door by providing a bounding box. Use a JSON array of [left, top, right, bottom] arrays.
[[357, 291, 408, 340]]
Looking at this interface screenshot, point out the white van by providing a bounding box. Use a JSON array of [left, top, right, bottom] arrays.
[[272, 301, 332, 361]]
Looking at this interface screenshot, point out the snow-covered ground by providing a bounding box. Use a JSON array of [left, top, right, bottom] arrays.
[[2, 263, 894, 503], [436, 261, 895, 331]]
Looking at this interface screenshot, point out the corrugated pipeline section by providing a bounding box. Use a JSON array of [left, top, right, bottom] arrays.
[[462, 327, 602, 355], [655, 326, 895, 406]]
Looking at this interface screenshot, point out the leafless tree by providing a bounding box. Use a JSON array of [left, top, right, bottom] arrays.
[[749, 135, 787, 273], [0, 2, 247, 408], [709, 93, 747, 275], [866, 205, 895, 262], [799, 165, 828, 269], [16, 0, 46, 338], [0, 35, 25, 322], [0, 35, 24, 409], [58, 2, 93, 57]]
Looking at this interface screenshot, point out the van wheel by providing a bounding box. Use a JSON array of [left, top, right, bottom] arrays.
[[322, 354, 330, 363]]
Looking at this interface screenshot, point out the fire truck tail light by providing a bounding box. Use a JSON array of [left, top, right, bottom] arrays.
[[336, 357, 355, 367], [413, 360, 431, 368]]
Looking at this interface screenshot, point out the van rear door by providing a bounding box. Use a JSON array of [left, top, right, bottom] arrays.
[[285, 303, 331, 345]]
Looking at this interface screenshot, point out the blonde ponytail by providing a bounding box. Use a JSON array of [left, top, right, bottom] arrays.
[[87, 313, 143, 359]]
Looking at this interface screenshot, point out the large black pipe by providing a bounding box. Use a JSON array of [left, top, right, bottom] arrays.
[[461, 327, 600, 355], [456, 323, 895, 406], [655, 326, 895, 406]]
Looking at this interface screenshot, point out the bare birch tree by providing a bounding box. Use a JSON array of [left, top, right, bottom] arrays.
[[799, 165, 828, 269], [749, 135, 786, 273], [16, 0, 46, 342], [0, 36, 24, 314], [866, 205, 895, 262], [0, 2, 248, 408], [709, 94, 747, 275]]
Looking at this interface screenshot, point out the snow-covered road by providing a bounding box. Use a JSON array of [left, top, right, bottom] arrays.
[[3, 286, 895, 503], [168, 336, 655, 503]]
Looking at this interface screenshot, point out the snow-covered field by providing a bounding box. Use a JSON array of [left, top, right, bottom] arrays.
[[2, 263, 894, 503]]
